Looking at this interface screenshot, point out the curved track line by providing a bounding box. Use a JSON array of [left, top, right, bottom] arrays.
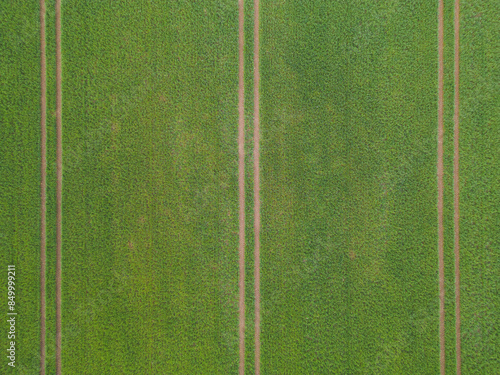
[[40, 0, 47, 373], [253, 0, 261, 373], [238, 1, 246, 374], [55, 0, 62, 373], [437, 0, 445, 373], [454, 0, 461, 373]]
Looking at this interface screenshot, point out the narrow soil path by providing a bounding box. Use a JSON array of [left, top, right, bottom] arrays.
[[454, 1, 461, 373]]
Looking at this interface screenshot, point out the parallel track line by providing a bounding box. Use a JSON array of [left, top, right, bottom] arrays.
[[454, 1, 461, 373]]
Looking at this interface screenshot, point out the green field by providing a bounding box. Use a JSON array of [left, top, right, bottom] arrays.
[[459, 1, 499, 373], [0, 1, 42, 373], [62, 1, 240, 373], [1, 1, 498, 374], [260, 1, 439, 373]]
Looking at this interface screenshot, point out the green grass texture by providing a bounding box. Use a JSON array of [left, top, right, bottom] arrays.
[[1, 1, 498, 374], [61, 1, 240, 373], [459, 1, 499, 373], [260, 1, 439, 373], [0, 1, 42, 373]]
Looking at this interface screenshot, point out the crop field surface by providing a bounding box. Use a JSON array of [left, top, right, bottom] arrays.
[[0, 1, 498, 374], [62, 2, 240, 374], [0, 1, 42, 373], [260, 1, 439, 373]]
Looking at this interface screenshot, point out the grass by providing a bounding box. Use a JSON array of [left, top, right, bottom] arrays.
[[459, 1, 499, 373], [0, 1, 42, 373], [61, 1, 240, 373], [1, 1, 497, 373], [260, 1, 439, 373]]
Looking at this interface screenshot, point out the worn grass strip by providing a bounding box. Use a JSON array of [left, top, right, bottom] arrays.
[[243, 0, 256, 371], [40, 0, 47, 373], [453, 1, 461, 374], [55, 0, 62, 373], [253, 0, 261, 373], [238, 1, 246, 374], [437, 0, 446, 373], [442, 0, 457, 370]]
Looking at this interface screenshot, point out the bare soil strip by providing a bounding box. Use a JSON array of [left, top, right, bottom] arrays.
[[238, 1, 246, 374], [40, 0, 46, 374], [55, 0, 62, 373], [437, 1, 445, 373], [253, 0, 261, 373], [454, 1, 461, 373]]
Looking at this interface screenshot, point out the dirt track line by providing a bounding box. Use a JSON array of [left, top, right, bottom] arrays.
[[238, 1, 246, 374], [40, 0, 46, 374], [437, 0, 445, 373], [454, 1, 461, 373], [55, 0, 62, 373], [253, 0, 261, 373]]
